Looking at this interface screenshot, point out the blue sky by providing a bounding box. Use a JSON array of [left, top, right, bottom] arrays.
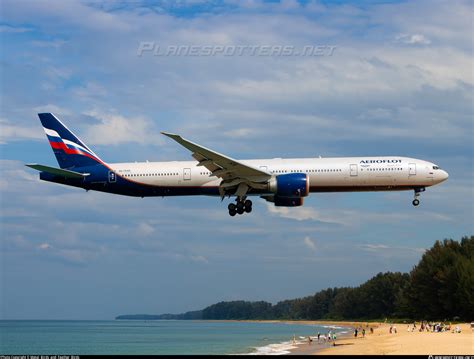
[[0, 0, 472, 320]]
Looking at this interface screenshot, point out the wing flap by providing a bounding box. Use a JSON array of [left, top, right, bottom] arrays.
[[26, 163, 89, 179]]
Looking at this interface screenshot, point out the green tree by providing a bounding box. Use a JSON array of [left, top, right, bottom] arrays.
[[404, 236, 474, 320]]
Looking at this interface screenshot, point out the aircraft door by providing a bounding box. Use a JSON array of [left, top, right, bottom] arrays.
[[183, 168, 191, 181], [409, 163, 416, 176], [108, 171, 116, 183], [350, 164, 358, 176]]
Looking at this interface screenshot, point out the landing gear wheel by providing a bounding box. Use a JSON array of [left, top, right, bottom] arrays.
[[237, 206, 245, 215], [228, 203, 237, 216], [245, 205, 252, 213], [236, 202, 244, 211], [412, 199, 420, 206], [244, 199, 252, 208]]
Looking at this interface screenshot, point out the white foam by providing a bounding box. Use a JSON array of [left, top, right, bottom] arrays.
[[247, 339, 305, 355], [322, 325, 345, 329], [239, 325, 351, 355]]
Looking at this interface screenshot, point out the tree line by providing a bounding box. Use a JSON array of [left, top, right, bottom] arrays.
[[116, 236, 473, 322]]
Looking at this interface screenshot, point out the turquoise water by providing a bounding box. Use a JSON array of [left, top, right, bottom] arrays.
[[0, 320, 348, 355]]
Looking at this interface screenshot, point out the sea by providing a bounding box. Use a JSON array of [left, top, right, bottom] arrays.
[[0, 320, 349, 355]]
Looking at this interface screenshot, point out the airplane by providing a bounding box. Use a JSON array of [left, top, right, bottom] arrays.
[[26, 113, 449, 216]]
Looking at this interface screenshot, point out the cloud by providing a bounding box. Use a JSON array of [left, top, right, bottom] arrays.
[[1, 0, 472, 153], [0, 160, 39, 192], [0, 118, 43, 144], [223, 128, 254, 138], [266, 204, 345, 225], [72, 82, 108, 101], [137, 222, 155, 236], [83, 110, 164, 146], [358, 243, 425, 255], [31, 39, 68, 49], [0, 24, 32, 33], [2, 0, 131, 32], [303, 236, 316, 251], [395, 33, 431, 45], [266, 201, 454, 228], [190, 255, 209, 264], [33, 104, 71, 116], [38, 243, 51, 250]]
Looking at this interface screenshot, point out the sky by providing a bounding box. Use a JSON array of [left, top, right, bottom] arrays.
[[0, 0, 472, 320]]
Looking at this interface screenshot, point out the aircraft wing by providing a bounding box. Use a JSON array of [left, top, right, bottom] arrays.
[[161, 132, 271, 195]]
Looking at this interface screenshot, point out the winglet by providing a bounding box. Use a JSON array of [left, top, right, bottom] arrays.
[[161, 131, 181, 139]]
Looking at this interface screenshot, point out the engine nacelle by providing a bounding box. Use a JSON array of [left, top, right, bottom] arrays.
[[274, 196, 304, 207], [268, 173, 309, 198]]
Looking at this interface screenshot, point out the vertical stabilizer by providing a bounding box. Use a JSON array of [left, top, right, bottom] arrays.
[[38, 113, 104, 169]]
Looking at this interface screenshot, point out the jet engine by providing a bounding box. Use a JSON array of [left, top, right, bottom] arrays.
[[267, 173, 309, 198]]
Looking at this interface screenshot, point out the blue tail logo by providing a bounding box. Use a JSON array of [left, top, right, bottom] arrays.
[[38, 113, 104, 169]]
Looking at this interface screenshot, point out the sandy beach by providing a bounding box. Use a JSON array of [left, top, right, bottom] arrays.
[[288, 321, 473, 355]]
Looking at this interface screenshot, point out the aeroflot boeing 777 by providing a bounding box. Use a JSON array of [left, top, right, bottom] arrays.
[[27, 113, 449, 216]]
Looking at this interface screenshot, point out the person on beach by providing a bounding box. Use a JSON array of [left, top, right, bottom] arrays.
[[317, 332, 320, 342], [362, 328, 366, 337], [308, 336, 312, 344], [370, 327, 374, 334], [354, 328, 358, 337]]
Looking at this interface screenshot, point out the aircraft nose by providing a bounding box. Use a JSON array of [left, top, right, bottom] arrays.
[[440, 170, 449, 181]]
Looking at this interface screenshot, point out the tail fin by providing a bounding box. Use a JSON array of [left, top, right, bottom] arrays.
[[38, 113, 104, 169]]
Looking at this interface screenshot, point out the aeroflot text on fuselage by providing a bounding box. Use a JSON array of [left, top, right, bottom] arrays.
[[360, 159, 402, 164], [26, 113, 449, 217]]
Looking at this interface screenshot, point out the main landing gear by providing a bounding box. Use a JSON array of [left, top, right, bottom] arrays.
[[228, 198, 252, 216], [412, 187, 425, 206]]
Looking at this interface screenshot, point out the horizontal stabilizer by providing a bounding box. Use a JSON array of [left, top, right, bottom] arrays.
[[25, 163, 89, 179]]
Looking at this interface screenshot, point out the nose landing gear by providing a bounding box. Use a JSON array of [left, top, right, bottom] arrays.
[[228, 198, 252, 216], [412, 187, 425, 206]]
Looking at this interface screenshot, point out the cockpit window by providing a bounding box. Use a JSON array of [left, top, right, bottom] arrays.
[[433, 166, 439, 170]]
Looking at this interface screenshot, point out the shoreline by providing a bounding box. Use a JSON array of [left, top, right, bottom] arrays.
[[221, 320, 355, 355], [288, 322, 356, 356], [219, 320, 473, 355]]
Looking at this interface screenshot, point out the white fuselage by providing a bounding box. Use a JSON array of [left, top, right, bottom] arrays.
[[109, 156, 448, 194]]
